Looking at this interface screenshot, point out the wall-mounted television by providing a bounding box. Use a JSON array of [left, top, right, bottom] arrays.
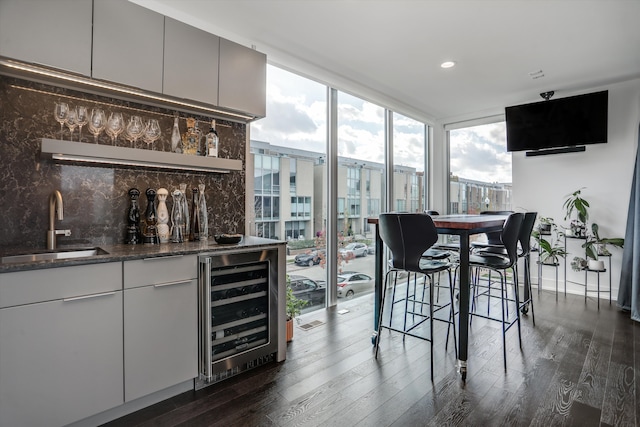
[[505, 90, 608, 154]]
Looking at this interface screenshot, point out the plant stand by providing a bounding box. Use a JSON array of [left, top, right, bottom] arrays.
[[537, 260, 560, 300], [583, 254, 612, 309]]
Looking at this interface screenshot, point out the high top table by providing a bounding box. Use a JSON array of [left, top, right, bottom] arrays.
[[367, 214, 507, 381]]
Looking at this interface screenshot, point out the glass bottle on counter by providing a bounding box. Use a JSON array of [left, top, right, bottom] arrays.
[[189, 188, 200, 241], [156, 188, 170, 243], [171, 116, 182, 153], [205, 120, 219, 157], [179, 183, 190, 238], [182, 117, 199, 155], [125, 188, 141, 244], [143, 188, 159, 244], [198, 183, 208, 240], [170, 189, 186, 243]]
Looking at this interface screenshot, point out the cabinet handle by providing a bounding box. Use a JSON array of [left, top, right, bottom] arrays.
[[63, 291, 117, 302], [153, 279, 193, 288], [142, 255, 184, 262]]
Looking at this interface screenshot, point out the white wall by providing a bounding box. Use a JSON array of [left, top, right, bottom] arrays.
[[512, 78, 640, 298]]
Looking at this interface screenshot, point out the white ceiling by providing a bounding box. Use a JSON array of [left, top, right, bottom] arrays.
[[132, 0, 640, 124]]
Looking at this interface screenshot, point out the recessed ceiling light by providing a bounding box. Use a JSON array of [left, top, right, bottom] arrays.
[[441, 61, 456, 69]]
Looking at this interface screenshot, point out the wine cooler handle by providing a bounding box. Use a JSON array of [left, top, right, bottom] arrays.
[[200, 257, 212, 382]]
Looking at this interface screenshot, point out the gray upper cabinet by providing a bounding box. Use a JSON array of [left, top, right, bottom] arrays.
[[218, 38, 266, 118], [0, 0, 92, 76], [164, 17, 220, 106], [92, 0, 164, 93]]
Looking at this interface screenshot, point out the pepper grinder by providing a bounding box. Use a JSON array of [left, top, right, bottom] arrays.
[[143, 188, 159, 244], [188, 187, 200, 241], [156, 188, 170, 243], [125, 188, 141, 244]]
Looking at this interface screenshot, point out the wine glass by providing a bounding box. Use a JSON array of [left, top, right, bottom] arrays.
[[65, 107, 78, 141], [105, 112, 124, 145], [54, 102, 69, 139], [124, 115, 144, 148], [76, 106, 89, 141], [88, 108, 106, 143], [142, 118, 161, 149]]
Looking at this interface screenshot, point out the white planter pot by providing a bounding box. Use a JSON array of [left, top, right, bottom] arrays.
[[588, 259, 605, 271]]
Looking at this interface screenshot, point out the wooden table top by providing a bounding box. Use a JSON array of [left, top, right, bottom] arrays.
[[367, 214, 507, 230]]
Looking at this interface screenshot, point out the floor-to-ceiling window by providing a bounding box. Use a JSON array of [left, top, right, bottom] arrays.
[[250, 64, 430, 313], [448, 121, 511, 214], [250, 65, 327, 314], [335, 91, 385, 301], [393, 112, 426, 213]]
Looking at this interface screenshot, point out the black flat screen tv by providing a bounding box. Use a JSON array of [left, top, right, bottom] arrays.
[[505, 90, 608, 152]]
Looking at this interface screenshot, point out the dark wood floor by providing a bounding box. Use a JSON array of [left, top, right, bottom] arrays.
[[103, 288, 639, 427]]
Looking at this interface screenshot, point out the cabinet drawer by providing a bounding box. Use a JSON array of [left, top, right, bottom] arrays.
[[124, 255, 198, 289], [0, 262, 122, 308]]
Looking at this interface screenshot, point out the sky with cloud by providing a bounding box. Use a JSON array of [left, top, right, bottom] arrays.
[[251, 65, 511, 183]]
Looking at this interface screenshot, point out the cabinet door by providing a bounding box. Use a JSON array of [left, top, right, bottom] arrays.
[[218, 38, 266, 118], [124, 279, 198, 401], [0, 0, 92, 76], [92, 0, 164, 92], [0, 292, 123, 427], [164, 17, 219, 106]]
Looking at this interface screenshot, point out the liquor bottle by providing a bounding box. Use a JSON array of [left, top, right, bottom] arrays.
[[143, 188, 159, 244], [206, 120, 219, 157], [182, 117, 199, 155], [198, 183, 208, 240], [125, 188, 141, 244], [156, 188, 170, 243], [170, 189, 185, 243], [179, 183, 190, 238], [171, 116, 181, 153], [189, 187, 200, 241]]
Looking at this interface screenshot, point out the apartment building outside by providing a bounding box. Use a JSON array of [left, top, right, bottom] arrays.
[[251, 140, 511, 241]]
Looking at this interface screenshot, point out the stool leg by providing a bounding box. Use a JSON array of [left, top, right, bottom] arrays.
[[375, 271, 392, 358], [429, 276, 434, 381]]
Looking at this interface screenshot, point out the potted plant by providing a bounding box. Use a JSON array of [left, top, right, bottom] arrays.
[[286, 275, 308, 342], [571, 223, 624, 271], [533, 219, 567, 265], [537, 216, 554, 235], [563, 188, 589, 237]]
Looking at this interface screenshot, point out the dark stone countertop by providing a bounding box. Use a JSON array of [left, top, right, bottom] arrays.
[[0, 236, 284, 273]]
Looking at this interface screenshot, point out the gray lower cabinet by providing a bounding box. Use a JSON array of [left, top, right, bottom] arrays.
[[0, 0, 92, 76], [218, 38, 267, 118], [0, 263, 123, 427], [92, 0, 164, 92], [123, 255, 198, 401]]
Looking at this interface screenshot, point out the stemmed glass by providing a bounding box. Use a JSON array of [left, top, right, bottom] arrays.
[[105, 112, 124, 145], [124, 115, 145, 148], [76, 106, 89, 141], [142, 119, 161, 149], [65, 107, 78, 141], [54, 102, 69, 139], [88, 108, 106, 143]]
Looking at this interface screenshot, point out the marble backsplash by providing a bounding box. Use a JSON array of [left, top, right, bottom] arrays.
[[0, 76, 246, 250]]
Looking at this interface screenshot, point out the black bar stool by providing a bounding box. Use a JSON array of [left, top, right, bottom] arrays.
[[375, 212, 458, 380]]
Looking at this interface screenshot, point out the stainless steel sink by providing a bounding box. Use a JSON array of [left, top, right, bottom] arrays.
[[1, 247, 109, 264]]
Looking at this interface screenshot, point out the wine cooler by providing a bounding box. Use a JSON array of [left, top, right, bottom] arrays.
[[196, 248, 280, 388]]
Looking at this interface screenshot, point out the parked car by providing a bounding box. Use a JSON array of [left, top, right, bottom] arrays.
[[339, 242, 368, 258], [367, 244, 376, 254], [336, 272, 373, 299], [294, 249, 325, 267], [288, 275, 326, 307]]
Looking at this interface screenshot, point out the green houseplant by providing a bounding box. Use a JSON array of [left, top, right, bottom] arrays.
[[533, 218, 567, 265], [286, 275, 308, 341], [563, 188, 589, 237], [571, 223, 624, 271]]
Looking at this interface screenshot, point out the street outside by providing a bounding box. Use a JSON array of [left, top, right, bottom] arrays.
[[286, 250, 376, 313]]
